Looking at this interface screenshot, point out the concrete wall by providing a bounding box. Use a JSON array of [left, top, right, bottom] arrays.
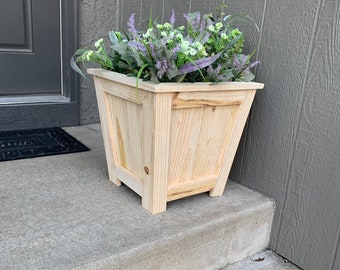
[[81, 1, 340, 269], [79, 0, 119, 124]]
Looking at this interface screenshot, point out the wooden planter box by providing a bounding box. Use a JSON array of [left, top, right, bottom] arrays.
[[88, 68, 264, 214]]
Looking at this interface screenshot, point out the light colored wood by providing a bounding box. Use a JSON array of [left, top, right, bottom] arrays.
[[142, 92, 173, 214], [115, 165, 142, 196], [90, 69, 263, 214], [88, 68, 264, 93], [100, 77, 146, 105], [93, 77, 121, 186], [104, 83, 145, 178], [210, 90, 257, 197], [167, 177, 217, 202], [172, 91, 245, 109], [168, 95, 240, 186]]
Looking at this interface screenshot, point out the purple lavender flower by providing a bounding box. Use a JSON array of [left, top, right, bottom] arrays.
[[183, 13, 190, 23], [149, 42, 157, 59], [127, 13, 137, 36], [128, 41, 146, 54], [171, 45, 181, 54], [207, 64, 224, 81], [170, 9, 175, 25], [178, 52, 222, 74], [194, 12, 201, 31], [243, 61, 260, 74], [234, 54, 241, 69], [156, 59, 169, 79], [248, 61, 260, 69], [200, 19, 206, 32]]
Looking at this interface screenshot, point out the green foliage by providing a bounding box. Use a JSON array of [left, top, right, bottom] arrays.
[[71, 7, 260, 83]]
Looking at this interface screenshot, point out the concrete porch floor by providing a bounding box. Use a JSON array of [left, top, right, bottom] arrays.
[[0, 124, 297, 269]]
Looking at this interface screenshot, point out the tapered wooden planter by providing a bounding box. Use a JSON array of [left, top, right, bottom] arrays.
[[88, 68, 264, 214]]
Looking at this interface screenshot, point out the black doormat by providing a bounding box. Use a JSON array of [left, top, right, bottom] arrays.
[[0, 127, 89, 162]]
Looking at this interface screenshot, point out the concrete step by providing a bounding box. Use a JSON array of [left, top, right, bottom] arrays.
[[0, 124, 275, 270], [221, 250, 301, 270]]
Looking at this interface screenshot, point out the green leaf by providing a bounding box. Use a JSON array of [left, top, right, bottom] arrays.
[[136, 63, 152, 96], [109, 31, 119, 44], [224, 14, 260, 32], [70, 55, 86, 77], [148, 3, 153, 29], [239, 72, 255, 82]]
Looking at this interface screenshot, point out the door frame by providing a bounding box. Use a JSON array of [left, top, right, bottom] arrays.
[[0, 1, 79, 131]]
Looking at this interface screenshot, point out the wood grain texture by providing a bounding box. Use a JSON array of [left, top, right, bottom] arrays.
[[231, 0, 321, 251], [168, 103, 239, 186], [167, 177, 217, 202], [211, 90, 256, 197], [88, 68, 264, 93], [91, 70, 262, 214], [274, 1, 340, 269], [115, 165, 143, 196], [142, 92, 172, 214], [228, 1, 340, 270], [93, 77, 121, 186]]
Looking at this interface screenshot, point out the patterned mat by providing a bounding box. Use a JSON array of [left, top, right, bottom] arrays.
[[0, 127, 89, 162]]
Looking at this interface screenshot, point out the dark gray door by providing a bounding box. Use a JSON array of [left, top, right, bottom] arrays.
[[0, 0, 79, 131]]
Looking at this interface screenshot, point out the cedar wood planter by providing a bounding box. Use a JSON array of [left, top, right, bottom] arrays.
[[88, 68, 264, 214]]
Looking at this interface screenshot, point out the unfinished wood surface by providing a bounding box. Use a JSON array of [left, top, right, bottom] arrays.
[[91, 70, 263, 214], [210, 90, 257, 197], [168, 104, 239, 186], [167, 177, 217, 202], [172, 91, 245, 109], [142, 92, 173, 214], [106, 93, 144, 178], [100, 77, 146, 105], [93, 77, 121, 186], [87, 69, 264, 93], [115, 165, 142, 196]]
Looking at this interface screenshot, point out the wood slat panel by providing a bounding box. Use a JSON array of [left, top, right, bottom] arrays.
[[168, 96, 240, 186], [115, 165, 143, 196], [107, 94, 144, 178], [167, 177, 217, 202], [87, 69, 264, 93], [172, 91, 244, 109]]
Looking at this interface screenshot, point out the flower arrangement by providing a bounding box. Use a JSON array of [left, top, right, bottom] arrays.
[[72, 6, 260, 83]]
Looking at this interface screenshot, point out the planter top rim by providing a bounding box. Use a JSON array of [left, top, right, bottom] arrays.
[[88, 68, 264, 93]]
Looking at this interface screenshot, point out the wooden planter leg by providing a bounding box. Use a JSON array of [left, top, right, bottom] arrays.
[[210, 90, 256, 197], [94, 77, 121, 187], [142, 93, 172, 214]]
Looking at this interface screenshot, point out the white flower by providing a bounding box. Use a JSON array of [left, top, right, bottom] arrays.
[[143, 28, 153, 38], [163, 22, 172, 30], [176, 34, 183, 42], [215, 22, 223, 30], [208, 25, 215, 32], [221, 33, 228, 40], [161, 31, 167, 37], [95, 38, 104, 48], [83, 51, 94, 61], [189, 48, 197, 56]]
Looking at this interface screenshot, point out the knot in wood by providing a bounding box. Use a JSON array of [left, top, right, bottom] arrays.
[[144, 166, 150, 175]]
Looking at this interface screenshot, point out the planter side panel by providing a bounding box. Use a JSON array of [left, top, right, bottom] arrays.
[[94, 77, 149, 185], [106, 94, 144, 178], [167, 90, 257, 201], [168, 105, 239, 184]]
